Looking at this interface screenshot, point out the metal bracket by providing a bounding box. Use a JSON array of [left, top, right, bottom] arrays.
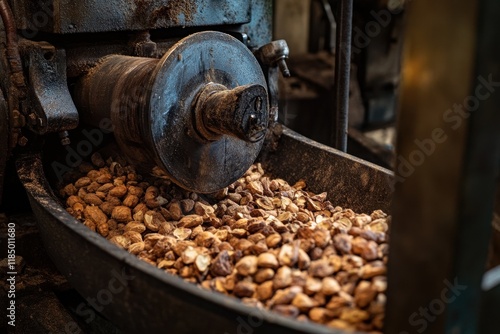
[[20, 41, 79, 135], [255, 40, 291, 123]]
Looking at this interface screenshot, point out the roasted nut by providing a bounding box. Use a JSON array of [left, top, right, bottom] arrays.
[[309, 260, 334, 278], [109, 185, 128, 198], [321, 277, 341, 295], [194, 202, 215, 217], [62, 156, 391, 332], [278, 244, 299, 267], [257, 253, 279, 269], [196, 231, 215, 248], [178, 215, 203, 228], [111, 206, 132, 223], [254, 268, 275, 283], [123, 194, 139, 208], [195, 254, 211, 272], [109, 235, 131, 249], [266, 234, 282, 248], [297, 248, 311, 270], [339, 308, 370, 324], [83, 193, 103, 206], [75, 177, 91, 188], [235, 255, 258, 276], [360, 261, 386, 279], [309, 307, 334, 324], [128, 242, 145, 255], [173, 227, 192, 240], [169, 202, 183, 220], [256, 281, 274, 301], [124, 221, 146, 233], [234, 281, 256, 298], [354, 281, 377, 308], [273, 266, 292, 289], [210, 250, 233, 277], [333, 234, 352, 254], [272, 305, 300, 318], [181, 246, 198, 264], [292, 293, 317, 311], [304, 277, 322, 295], [83, 205, 108, 227]]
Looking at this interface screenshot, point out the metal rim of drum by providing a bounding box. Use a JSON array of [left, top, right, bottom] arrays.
[[145, 31, 269, 193]]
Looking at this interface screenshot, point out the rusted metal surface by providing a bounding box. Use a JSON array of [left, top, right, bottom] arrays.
[[0, 0, 27, 152], [0, 88, 7, 205], [0, 0, 24, 89], [261, 127, 393, 214], [74, 32, 269, 193], [241, 0, 273, 50], [193, 82, 269, 142], [20, 40, 79, 134], [12, 0, 251, 34]]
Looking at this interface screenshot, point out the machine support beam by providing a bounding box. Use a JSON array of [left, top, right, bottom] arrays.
[[387, 0, 500, 333], [333, 0, 353, 152]]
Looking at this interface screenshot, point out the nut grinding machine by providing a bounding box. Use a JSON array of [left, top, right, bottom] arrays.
[[1, 0, 499, 334]]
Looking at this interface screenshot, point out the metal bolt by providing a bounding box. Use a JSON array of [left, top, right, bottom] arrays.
[[28, 113, 37, 125], [278, 59, 291, 77], [195, 83, 268, 142], [18, 136, 28, 146], [12, 110, 25, 128], [59, 131, 71, 146]]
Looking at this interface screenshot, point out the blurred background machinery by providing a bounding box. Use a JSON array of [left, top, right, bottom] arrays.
[[274, 0, 404, 168]]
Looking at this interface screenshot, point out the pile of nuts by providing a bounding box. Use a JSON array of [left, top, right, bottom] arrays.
[[60, 153, 390, 333]]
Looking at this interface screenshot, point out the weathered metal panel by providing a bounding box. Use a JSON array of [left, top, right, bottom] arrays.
[[13, 0, 252, 34], [386, 0, 500, 333]]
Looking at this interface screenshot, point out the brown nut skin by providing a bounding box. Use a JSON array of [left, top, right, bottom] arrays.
[[62, 157, 391, 331]]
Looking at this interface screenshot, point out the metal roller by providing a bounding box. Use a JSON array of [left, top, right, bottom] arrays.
[[74, 31, 269, 193]]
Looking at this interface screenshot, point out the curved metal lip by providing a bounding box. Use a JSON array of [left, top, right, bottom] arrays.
[[15, 132, 366, 334]]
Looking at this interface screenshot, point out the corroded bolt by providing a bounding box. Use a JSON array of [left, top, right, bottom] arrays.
[[28, 113, 37, 125], [255, 40, 291, 77], [59, 131, 71, 146], [278, 59, 291, 77], [18, 136, 28, 146], [194, 83, 269, 142]]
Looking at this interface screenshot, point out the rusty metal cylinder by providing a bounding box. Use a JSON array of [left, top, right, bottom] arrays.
[[74, 31, 269, 193], [75, 55, 157, 150]]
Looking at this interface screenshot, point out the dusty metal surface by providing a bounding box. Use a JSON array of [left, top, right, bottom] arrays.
[[20, 41, 79, 134], [261, 127, 393, 214], [241, 0, 273, 50], [74, 32, 269, 193], [12, 0, 251, 34]]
